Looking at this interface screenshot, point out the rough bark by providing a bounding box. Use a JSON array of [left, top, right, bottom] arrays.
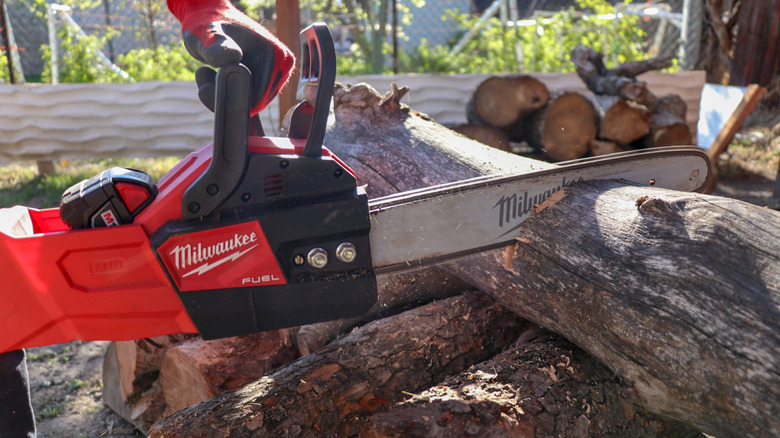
[[524, 92, 599, 161], [466, 75, 549, 128], [297, 266, 473, 355], [361, 327, 703, 438], [149, 292, 527, 437], [730, 0, 780, 87], [452, 181, 780, 437]]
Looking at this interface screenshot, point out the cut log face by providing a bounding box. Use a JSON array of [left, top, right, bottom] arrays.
[[468, 75, 550, 128], [525, 92, 599, 161], [159, 330, 297, 415]]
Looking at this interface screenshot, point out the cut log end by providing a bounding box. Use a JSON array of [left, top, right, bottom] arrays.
[[469, 75, 549, 128]]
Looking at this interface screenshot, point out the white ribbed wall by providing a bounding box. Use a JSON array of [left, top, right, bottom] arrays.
[[0, 71, 705, 161]]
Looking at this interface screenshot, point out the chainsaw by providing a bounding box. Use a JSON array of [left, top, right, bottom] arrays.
[[0, 23, 713, 354]]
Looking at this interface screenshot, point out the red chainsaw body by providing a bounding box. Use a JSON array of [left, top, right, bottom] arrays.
[[0, 136, 353, 353]]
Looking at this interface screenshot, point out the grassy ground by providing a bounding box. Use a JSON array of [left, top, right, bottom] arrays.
[[0, 157, 182, 209]]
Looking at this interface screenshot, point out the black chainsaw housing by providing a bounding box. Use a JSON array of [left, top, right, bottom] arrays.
[[152, 23, 377, 339]]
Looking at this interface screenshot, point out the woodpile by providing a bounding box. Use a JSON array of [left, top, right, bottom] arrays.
[[455, 45, 694, 161], [105, 82, 780, 438]]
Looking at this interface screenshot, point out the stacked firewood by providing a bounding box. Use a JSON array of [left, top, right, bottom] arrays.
[[103, 82, 780, 438], [455, 45, 693, 161]]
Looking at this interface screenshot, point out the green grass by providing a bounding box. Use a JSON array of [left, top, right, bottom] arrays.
[[0, 157, 183, 208]]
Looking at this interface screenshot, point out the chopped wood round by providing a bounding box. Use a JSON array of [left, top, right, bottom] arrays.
[[525, 92, 599, 161], [467, 75, 549, 128], [598, 97, 651, 144]]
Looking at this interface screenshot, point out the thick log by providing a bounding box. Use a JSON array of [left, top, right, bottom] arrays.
[[596, 95, 651, 145], [452, 123, 511, 151], [524, 92, 599, 161], [297, 266, 473, 355], [159, 330, 298, 416], [451, 181, 780, 437], [466, 75, 549, 128], [315, 83, 779, 435], [149, 292, 527, 437], [361, 327, 702, 438]]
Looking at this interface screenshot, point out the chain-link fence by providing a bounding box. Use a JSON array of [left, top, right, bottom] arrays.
[[5, 0, 180, 80]]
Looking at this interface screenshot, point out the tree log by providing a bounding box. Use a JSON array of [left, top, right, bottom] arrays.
[[466, 75, 549, 128], [524, 92, 599, 161], [450, 181, 780, 437], [315, 83, 779, 435], [361, 327, 702, 438], [149, 292, 527, 437], [159, 330, 298, 416]]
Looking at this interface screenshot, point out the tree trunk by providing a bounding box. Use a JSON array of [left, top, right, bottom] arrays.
[[361, 327, 702, 438], [452, 181, 780, 437], [524, 92, 599, 161], [149, 292, 527, 437], [466, 75, 549, 128]]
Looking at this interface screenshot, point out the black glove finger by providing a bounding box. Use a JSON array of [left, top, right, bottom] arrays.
[[183, 30, 207, 64], [200, 22, 243, 67], [222, 22, 277, 110], [195, 66, 217, 112]]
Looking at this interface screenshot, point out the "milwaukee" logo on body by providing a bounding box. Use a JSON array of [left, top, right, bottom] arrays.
[[493, 176, 583, 237], [169, 232, 258, 277]]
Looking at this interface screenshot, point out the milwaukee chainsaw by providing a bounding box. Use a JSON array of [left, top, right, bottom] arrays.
[[0, 23, 713, 354]]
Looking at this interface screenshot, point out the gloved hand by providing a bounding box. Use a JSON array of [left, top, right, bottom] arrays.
[[167, 0, 295, 116]]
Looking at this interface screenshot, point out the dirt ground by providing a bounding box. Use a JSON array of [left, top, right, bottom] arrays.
[[23, 122, 780, 438]]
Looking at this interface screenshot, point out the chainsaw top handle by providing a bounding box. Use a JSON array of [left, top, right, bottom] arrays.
[[181, 22, 336, 220]]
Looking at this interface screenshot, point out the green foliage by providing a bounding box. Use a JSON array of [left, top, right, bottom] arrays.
[[41, 27, 128, 83], [0, 157, 181, 208], [400, 0, 656, 74], [0, 52, 8, 83], [118, 42, 202, 82]]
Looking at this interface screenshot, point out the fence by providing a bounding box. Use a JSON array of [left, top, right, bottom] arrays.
[[0, 71, 705, 161]]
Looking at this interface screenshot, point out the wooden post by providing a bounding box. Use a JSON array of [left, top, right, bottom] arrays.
[[275, 0, 300, 130]]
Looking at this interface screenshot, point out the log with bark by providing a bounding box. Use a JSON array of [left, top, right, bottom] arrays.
[[148, 82, 778, 437], [456, 182, 780, 437], [361, 327, 702, 438], [646, 94, 693, 147], [595, 95, 651, 145], [149, 292, 527, 437], [318, 83, 780, 436]]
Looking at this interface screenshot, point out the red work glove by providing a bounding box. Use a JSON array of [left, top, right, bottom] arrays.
[[167, 0, 295, 116]]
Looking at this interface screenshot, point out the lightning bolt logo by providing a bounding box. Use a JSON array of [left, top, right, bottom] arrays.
[[181, 244, 258, 278]]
